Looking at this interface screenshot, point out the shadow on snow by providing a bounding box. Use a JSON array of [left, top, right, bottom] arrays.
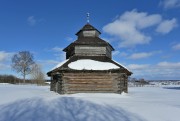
[[0, 97, 145, 121], [163, 87, 180, 90]]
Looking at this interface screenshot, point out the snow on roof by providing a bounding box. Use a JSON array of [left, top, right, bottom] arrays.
[[68, 59, 120, 70], [113, 60, 131, 72], [51, 59, 69, 71]]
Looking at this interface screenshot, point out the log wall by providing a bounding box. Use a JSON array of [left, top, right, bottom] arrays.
[[51, 72, 128, 94]]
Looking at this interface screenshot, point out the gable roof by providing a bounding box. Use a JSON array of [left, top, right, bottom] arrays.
[[63, 37, 114, 52], [47, 56, 132, 76], [75, 23, 101, 35], [63, 23, 114, 52]]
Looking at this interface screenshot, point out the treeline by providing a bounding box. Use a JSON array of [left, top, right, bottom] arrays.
[[128, 78, 149, 87], [0, 75, 23, 84], [0, 74, 47, 85]]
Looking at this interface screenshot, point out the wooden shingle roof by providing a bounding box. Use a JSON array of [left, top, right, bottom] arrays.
[[63, 37, 114, 52], [47, 56, 132, 76], [63, 23, 114, 52], [75, 23, 101, 35]]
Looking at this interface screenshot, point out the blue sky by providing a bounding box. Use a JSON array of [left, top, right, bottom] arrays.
[[0, 0, 180, 80]]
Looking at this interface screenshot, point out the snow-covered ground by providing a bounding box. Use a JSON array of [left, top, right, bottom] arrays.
[[0, 84, 180, 121]]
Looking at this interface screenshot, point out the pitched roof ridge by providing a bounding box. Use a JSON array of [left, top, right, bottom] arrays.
[[76, 23, 101, 35]]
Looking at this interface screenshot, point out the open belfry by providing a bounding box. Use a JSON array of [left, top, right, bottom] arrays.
[[47, 15, 132, 94]]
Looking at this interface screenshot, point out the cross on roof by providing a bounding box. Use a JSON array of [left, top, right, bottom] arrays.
[[87, 13, 90, 23]]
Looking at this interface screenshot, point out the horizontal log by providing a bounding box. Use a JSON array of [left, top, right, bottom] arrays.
[[63, 72, 120, 75], [63, 75, 113, 78], [63, 77, 117, 80], [66, 88, 116, 91], [75, 46, 106, 50], [64, 78, 113, 82], [66, 91, 116, 94], [75, 49, 106, 51], [63, 80, 113, 84], [62, 77, 122, 82], [65, 84, 114, 88]]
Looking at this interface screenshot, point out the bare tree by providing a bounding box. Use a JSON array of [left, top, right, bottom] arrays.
[[30, 63, 45, 85], [11, 51, 35, 83]]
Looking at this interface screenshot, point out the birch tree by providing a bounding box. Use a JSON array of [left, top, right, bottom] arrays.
[[11, 51, 34, 83]]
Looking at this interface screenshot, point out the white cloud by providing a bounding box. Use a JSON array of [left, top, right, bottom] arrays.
[[103, 10, 162, 48], [0, 51, 8, 62], [128, 52, 153, 59], [101, 37, 116, 43], [0, 63, 10, 70], [42, 47, 66, 72], [157, 61, 180, 68], [155, 62, 180, 78], [38, 60, 59, 65], [172, 43, 180, 50], [127, 64, 149, 70], [127, 61, 180, 79], [51, 47, 66, 61], [46, 60, 59, 64], [120, 10, 162, 29], [66, 37, 74, 42], [0, 51, 14, 71], [156, 18, 178, 34], [0, 51, 13, 62], [112, 51, 120, 56], [128, 51, 161, 59], [27, 16, 36, 26], [120, 52, 128, 57], [160, 0, 180, 9], [103, 9, 177, 48], [52, 47, 63, 52]]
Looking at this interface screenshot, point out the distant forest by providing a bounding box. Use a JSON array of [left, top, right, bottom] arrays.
[[0, 75, 47, 85]]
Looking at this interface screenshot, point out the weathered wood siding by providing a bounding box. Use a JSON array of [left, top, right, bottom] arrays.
[[51, 72, 128, 94], [50, 76, 56, 91], [106, 46, 112, 59], [77, 30, 100, 37], [66, 46, 112, 59], [75, 46, 112, 58], [66, 47, 75, 59]]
